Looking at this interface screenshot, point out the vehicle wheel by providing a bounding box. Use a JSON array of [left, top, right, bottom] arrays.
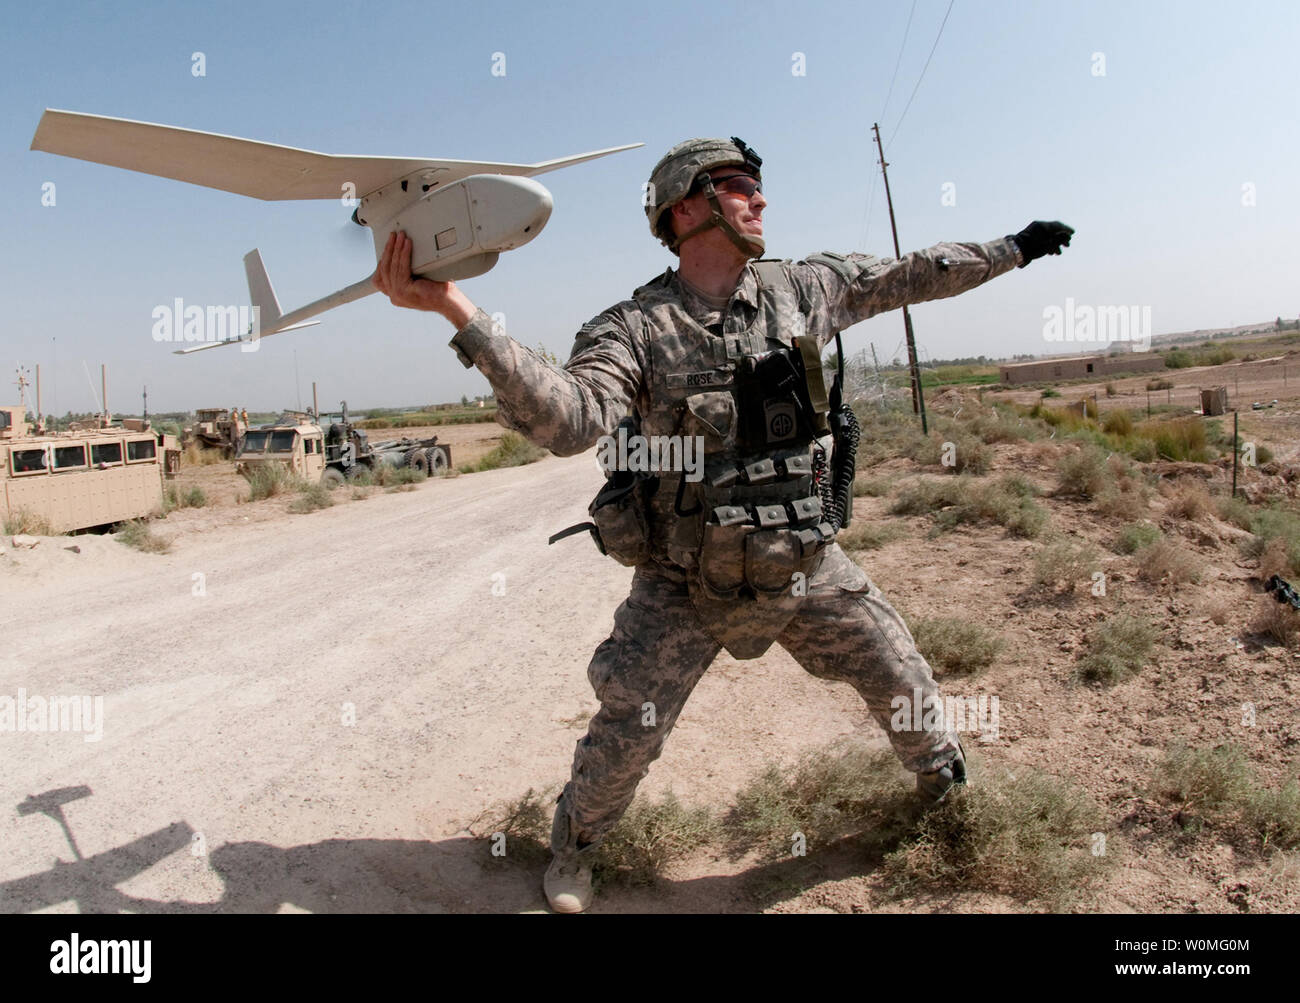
[[405, 447, 424, 469], [321, 467, 346, 489], [410, 451, 431, 476], [427, 447, 449, 475]]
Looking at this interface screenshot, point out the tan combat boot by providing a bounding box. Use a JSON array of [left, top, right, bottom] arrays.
[[546, 799, 596, 913], [544, 852, 594, 914]]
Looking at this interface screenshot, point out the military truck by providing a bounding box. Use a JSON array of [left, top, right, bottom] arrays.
[[182, 408, 246, 458], [1, 404, 176, 532], [234, 415, 326, 482], [235, 403, 451, 487], [320, 402, 451, 483]]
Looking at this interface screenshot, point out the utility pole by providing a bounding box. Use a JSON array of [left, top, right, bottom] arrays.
[[872, 122, 928, 434]]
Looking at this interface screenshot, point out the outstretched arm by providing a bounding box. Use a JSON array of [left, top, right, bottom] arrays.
[[372, 231, 641, 456], [790, 221, 1073, 348]]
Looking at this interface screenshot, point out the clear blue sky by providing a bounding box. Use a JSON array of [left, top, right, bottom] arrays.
[[3, 0, 1296, 414]]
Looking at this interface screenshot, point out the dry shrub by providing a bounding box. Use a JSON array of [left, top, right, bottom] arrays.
[[1166, 478, 1212, 520], [1095, 488, 1144, 520], [1154, 743, 1300, 851], [1140, 417, 1211, 462], [1158, 743, 1254, 813], [911, 617, 1005, 674], [837, 521, 904, 551], [182, 442, 225, 466], [1252, 595, 1300, 648], [116, 519, 171, 554], [1202, 595, 1232, 626], [246, 463, 296, 500], [598, 793, 720, 886], [1216, 495, 1256, 531], [1135, 538, 1203, 585], [1077, 614, 1158, 684], [1032, 536, 1100, 593], [288, 483, 334, 514], [1116, 521, 1161, 555], [891, 475, 1047, 538], [1031, 441, 1059, 465], [1242, 508, 1300, 576], [883, 764, 1111, 909], [3, 507, 55, 536], [852, 476, 893, 498], [472, 785, 720, 886], [1101, 409, 1133, 436], [1056, 446, 1110, 499], [725, 743, 912, 859], [1258, 537, 1292, 581], [459, 431, 547, 473]]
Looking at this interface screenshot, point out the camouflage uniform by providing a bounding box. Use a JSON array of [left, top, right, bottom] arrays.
[[449, 237, 1020, 850]]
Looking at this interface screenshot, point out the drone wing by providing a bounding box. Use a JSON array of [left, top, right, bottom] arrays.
[[31, 109, 641, 201]]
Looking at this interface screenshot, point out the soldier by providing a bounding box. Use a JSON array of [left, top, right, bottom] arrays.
[[372, 137, 1073, 913]]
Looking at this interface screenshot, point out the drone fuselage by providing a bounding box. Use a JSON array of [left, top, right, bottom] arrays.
[[356, 172, 553, 282], [29, 108, 639, 350]]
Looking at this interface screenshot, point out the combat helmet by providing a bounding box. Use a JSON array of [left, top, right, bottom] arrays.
[[645, 136, 764, 258]]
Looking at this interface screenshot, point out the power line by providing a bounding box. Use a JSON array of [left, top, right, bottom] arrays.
[[889, 0, 957, 144], [879, 0, 919, 125], [861, 0, 918, 249]]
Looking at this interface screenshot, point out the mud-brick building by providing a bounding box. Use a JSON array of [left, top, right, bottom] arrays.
[[998, 353, 1167, 386]]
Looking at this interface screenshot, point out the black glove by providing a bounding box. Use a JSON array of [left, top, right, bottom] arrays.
[[1009, 220, 1074, 267]]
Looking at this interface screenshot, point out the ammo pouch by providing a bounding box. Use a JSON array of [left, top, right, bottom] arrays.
[[696, 496, 827, 601], [687, 495, 829, 661]]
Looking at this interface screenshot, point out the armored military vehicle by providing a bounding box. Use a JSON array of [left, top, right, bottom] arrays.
[[234, 414, 326, 482], [1, 405, 176, 532], [182, 408, 247, 457], [234, 403, 451, 487]]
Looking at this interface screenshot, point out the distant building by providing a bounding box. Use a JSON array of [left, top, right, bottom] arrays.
[[998, 353, 1166, 386]]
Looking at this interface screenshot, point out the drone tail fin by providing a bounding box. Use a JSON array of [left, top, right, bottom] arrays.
[[243, 248, 284, 327]]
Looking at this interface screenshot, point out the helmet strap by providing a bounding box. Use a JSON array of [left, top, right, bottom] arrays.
[[667, 175, 765, 258]]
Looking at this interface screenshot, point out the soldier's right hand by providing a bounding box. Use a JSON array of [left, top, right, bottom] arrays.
[[372, 231, 477, 328]]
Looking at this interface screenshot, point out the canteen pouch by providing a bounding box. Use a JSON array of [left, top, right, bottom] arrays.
[[588, 468, 653, 567], [548, 415, 655, 567]]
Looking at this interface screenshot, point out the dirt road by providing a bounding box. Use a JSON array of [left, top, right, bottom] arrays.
[[1, 450, 883, 913]]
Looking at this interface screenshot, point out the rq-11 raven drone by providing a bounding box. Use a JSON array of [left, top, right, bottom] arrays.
[[30, 109, 641, 354]]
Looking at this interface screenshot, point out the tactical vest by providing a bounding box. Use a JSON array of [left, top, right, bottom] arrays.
[[631, 261, 838, 658]]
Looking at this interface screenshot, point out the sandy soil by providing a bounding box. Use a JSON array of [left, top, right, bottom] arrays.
[[3, 372, 1299, 914]]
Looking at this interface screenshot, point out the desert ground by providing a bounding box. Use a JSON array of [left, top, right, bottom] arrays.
[[3, 356, 1299, 914]]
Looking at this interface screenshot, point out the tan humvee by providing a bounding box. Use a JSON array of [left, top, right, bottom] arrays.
[[1, 404, 173, 533], [234, 416, 326, 482]]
